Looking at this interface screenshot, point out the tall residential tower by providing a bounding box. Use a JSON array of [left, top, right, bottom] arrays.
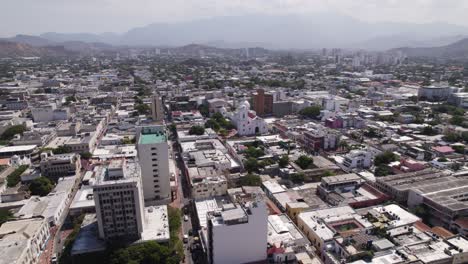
[[136, 125, 171, 205]]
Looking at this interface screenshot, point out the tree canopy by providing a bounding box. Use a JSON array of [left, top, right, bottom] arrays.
[[7, 165, 28, 187], [290, 173, 305, 184], [29, 177, 54, 196], [278, 155, 290, 168], [244, 146, 265, 159], [0, 125, 26, 141], [188, 125, 205, 135], [295, 155, 314, 170], [298, 106, 321, 119], [244, 158, 261, 173], [374, 151, 398, 166], [239, 173, 262, 186]]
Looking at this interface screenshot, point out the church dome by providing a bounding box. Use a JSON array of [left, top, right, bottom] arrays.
[[239, 100, 250, 110]]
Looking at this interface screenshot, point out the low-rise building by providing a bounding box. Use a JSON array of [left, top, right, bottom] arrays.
[[0, 217, 50, 264], [40, 152, 81, 180]]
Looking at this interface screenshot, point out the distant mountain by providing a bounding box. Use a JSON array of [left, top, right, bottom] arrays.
[[354, 34, 468, 51], [2, 34, 54, 47], [393, 37, 468, 58], [21, 14, 468, 50], [0, 40, 70, 58]]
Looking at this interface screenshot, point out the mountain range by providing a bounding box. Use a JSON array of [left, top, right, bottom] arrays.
[[393, 37, 468, 59], [2, 14, 468, 58], [3, 14, 468, 50]]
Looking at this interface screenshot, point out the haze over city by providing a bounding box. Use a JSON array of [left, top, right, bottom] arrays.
[[1, 1, 468, 264]]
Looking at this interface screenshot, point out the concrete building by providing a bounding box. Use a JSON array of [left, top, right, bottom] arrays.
[[206, 189, 268, 264], [267, 214, 317, 263], [93, 160, 145, 240], [136, 125, 171, 205], [252, 89, 273, 116], [0, 217, 50, 264], [188, 167, 228, 199], [64, 132, 98, 154], [40, 152, 81, 180], [150, 94, 164, 122], [418, 85, 458, 101], [31, 103, 69, 122], [449, 92, 468, 108], [341, 149, 373, 170]]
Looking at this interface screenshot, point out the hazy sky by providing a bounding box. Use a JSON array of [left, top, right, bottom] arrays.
[[2, 0, 468, 37]]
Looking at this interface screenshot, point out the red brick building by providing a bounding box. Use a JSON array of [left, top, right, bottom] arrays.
[[252, 89, 273, 116]]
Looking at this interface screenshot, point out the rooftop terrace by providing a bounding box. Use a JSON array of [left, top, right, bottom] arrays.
[[139, 132, 167, 144]]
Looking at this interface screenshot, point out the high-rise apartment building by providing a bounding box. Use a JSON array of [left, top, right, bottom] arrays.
[[252, 89, 273, 116], [136, 125, 171, 205], [151, 94, 164, 122], [93, 159, 145, 240]]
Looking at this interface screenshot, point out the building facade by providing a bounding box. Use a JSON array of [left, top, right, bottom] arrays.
[[93, 160, 145, 240], [136, 125, 171, 205], [206, 193, 268, 264], [252, 89, 273, 116], [150, 94, 164, 122]]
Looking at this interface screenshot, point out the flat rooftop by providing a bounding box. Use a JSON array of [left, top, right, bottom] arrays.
[[141, 205, 170, 242], [139, 132, 166, 144]]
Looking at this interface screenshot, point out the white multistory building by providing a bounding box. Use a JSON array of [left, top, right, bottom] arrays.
[[342, 149, 373, 170], [206, 189, 268, 264], [136, 125, 171, 205], [228, 100, 267, 136], [93, 160, 146, 240]]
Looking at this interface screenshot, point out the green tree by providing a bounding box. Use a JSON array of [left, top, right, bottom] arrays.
[[290, 173, 305, 184], [188, 125, 205, 135], [81, 152, 92, 159], [135, 104, 150, 115], [29, 177, 54, 196], [109, 241, 180, 264], [198, 104, 209, 117], [278, 155, 290, 168], [244, 146, 264, 159], [239, 173, 262, 186], [322, 170, 336, 177], [298, 106, 321, 119], [7, 165, 28, 187], [295, 155, 314, 170], [53, 145, 72, 154], [0, 209, 12, 225], [421, 126, 437, 136], [375, 165, 393, 177], [0, 125, 26, 140], [450, 115, 465, 126], [444, 132, 461, 142], [244, 158, 260, 173], [374, 151, 397, 166], [364, 128, 380, 138]]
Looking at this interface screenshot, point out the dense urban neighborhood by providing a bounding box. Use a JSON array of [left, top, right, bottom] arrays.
[[0, 44, 468, 264]]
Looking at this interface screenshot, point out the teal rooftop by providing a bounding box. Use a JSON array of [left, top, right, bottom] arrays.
[[139, 132, 167, 144]]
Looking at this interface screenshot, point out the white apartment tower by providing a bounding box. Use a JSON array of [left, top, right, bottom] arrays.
[[151, 94, 164, 122], [136, 125, 171, 205], [93, 159, 145, 240], [206, 192, 268, 264]]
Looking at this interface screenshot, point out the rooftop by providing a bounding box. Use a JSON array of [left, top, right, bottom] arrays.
[[140, 205, 170, 242], [139, 132, 167, 144]]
